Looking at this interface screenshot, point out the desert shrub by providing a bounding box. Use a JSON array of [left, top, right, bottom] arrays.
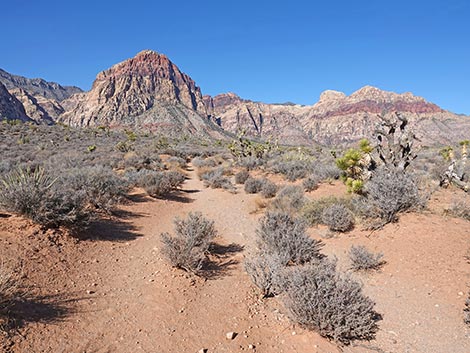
[[0, 264, 19, 330], [260, 178, 278, 198], [301, 196, 353, 226], [362, 166, 425, 224], [321, 204, 354, 232], [235, 170, 250, 184], [61, 166, 129, 214], [315, 162, 341, 181], [270, 185, 306, 213], [0, 167, 91, 228], [464, 293, 470, 325], [303, 174, 320, 192], [446, 197, 470, 221], [136, 170, 184, 197], [160, 212, 217, 273], [349, 245, 384, 271], [166, 170, 186, 189], [121, 152, 164, 171], [257, 211, 323, 266], [282, 259, 380, 344], [244, 252, 284, 298], [244, 177, 264, 194], [166, 156, 187, 169], [200, 167, 235, 191], [192, 156, 218, 168], [238, 156, 265, 170], [271, 160, 309, 181]]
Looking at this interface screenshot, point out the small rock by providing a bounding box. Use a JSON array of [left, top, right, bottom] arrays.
[[292, 331, 296, 335], [198, 349, 208, 353], [248, 344, 255, 350], [86, 290, 95, 295], [226, 331, 237, 340], [458, 291, 464, 296]]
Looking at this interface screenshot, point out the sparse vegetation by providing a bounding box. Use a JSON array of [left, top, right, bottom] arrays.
[[349, 245, 384, 271], [244, 252, 283, 298], [321, 204, 354, 232], [160, 212, 217, 273], [235, 170, 250, 184], [256, 211, 323, 266], [282, 259, 380, 344], [361, 166, 425, 225], [301, 196, 353, 227]]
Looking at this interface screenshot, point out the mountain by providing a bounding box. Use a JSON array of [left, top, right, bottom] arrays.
[[0, 68, 82, 101], [0, 82, 31, 122], [59, 50, 222, 137], [205, 87, 470, 146]]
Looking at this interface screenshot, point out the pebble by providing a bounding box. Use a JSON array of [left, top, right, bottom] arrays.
[[248, 344, 255, 350], [198, 349, 208, 353], [226, 331, 237, 340], [86, 290, 95, 295]]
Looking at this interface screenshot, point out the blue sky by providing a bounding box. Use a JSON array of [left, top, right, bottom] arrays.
[[2, 0, 469, 113]]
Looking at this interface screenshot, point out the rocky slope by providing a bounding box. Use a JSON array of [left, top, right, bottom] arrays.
[[205, 87, 470, 146], [0, 82, 31, 122], [59, 50, 222, 137], [0, 68, 82, 101]]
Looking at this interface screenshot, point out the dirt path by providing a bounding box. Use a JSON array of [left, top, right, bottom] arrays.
[[8, 166, 338, 353], [6, 169, 470, 353]]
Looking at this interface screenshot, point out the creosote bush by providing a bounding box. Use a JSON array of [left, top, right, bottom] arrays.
[[200, 167, 235, 192], [349, 245, 384, 271], [257, 211, 323, 266], [160, 212, 217, 273], [321, 204, 354, 232], [282, 259, 380, 344]]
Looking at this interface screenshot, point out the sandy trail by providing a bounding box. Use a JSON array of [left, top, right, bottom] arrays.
[[8, 166, 337, 353]]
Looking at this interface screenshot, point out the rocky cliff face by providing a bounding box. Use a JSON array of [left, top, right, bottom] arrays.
[[206, 86, 469, 146], [0, 82, 31, 122], [0, 68, 82, 101], [59, 50, 220, 137]]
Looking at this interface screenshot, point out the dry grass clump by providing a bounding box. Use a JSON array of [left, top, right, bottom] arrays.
[[244, 177, 264, 194], [244, 252, 283, 298], [446, 197, 470, 221], [160, 212, 217, 273], [349, 245, 384, 271]]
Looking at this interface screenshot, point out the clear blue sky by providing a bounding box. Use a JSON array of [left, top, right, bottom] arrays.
[[2, 0, 469, 113]]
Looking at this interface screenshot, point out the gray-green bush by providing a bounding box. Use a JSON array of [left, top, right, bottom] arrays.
[[349, 245, 384, 271], [160, 212, 217, 273], [282, 259, 380, 344]]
